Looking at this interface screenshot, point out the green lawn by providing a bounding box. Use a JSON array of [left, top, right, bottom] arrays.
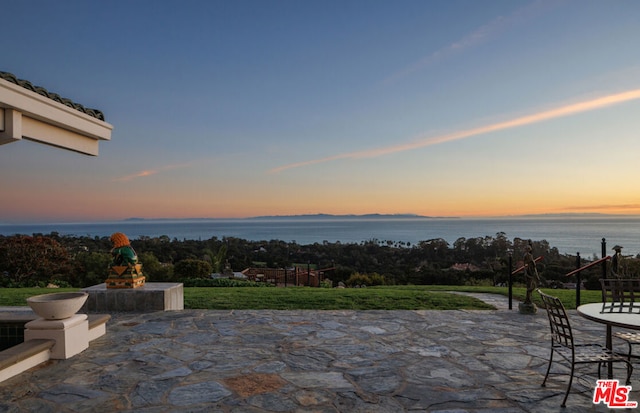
[[411, 285, 603, 310], [0, 285, 602, 310], [184, 286, 497, 310], [0, 288, 80, 306]]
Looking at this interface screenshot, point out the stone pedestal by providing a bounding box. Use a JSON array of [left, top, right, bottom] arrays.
[[106, 264, 145, 289], [24, 314, 89, 359], [82, 283, 184, 313], [518, 302, 538, 314]]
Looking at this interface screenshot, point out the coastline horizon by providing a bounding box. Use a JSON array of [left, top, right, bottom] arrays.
[[3, 211, 639, 226], [1, 215, 639, 258]]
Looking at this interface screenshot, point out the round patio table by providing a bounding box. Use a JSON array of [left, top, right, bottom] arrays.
[[577, 302, 640, 378], [578, 302, 640, 331]]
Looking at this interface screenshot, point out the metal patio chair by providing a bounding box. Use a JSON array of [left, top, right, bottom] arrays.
[[538, 289, 633, 408], [600, 278, 640, 361]]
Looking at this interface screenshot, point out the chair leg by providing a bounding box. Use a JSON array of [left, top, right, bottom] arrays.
[[562, 362, 576, 408], [598, 362, 602, 379], [626, 360, 633, 385], [542, 348, 554, 387]]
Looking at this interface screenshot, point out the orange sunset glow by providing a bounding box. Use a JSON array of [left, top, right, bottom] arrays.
[[2, 1, 640, 223]]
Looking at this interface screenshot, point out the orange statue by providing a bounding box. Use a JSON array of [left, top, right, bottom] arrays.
[[106, 232, 145, 289]]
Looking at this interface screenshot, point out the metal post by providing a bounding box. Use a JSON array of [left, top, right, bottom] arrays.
[[307, 261, 310, 287], [285, 245, 288, 287], [602, 238, 607, 280], [508, 253, 513, 310], [575, 252, 581, 308]]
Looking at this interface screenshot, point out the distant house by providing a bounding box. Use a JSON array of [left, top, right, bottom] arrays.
[[450, 263, 480, 272], [211, 271, 247, 280], [0, 71, 112, 155], [241, 266, 328, 287]]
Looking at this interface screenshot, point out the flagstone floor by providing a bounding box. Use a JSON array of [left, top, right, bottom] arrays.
[[0, 293, 636, 412]]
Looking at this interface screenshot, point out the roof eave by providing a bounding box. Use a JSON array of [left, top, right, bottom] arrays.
[[0, 78, 113, 156]]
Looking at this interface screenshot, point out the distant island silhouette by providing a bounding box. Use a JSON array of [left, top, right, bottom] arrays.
[[248, 213, 456, 220], [117, 212, 639, 222], [123, 214, 458, 221]]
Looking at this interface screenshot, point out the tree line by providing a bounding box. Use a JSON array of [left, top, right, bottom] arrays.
[[0, 232, 630, 289]]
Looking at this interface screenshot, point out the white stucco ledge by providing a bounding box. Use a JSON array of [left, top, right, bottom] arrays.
[[0, 73, 113, 156]]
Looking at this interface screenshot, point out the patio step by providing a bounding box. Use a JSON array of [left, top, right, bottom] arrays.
[[0, 313, 110, 383], [0, 339, 55, 383]]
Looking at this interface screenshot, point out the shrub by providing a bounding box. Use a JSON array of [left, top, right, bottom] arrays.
[[138, 251, 174, 282], [49, 279, 73, 288], [73, 251, 111, 287], [368, 272, 386, 286], [346, 272, 371, 287], [319, 279, 333, 288], [0, 235, 72, 286], [345, 272, 387, 287], [174, 259, 212, 279]]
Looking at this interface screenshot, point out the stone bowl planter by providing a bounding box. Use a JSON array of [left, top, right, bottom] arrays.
[[26, 292, 88, 320]]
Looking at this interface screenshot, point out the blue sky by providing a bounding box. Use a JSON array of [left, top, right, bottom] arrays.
[[2, 0, 640, 222]]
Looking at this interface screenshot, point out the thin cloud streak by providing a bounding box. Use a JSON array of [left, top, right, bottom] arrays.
[[563, 204, 640, 211], [269, 88, 640, 174], [384, 0, 556, 85], [113, 162, 193, 182], [113, 169, 159, 182]]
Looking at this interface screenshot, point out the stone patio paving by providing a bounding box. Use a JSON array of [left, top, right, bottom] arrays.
[[0, 293, 637, 412]]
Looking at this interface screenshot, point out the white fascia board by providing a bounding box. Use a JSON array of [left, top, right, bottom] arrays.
[[0, 78, 113, 153], [22, 116, 100, 155]]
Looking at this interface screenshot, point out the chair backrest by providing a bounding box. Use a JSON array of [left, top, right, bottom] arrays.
[[538, 289, 574, 349], [600, 278, 640, 313]]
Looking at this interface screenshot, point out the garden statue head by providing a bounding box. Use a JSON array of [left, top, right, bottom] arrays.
[[611, 245, 624, 277], [110, 232, 138, 266]]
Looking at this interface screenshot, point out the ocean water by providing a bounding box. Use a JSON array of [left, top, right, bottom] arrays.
[[1, 217, 639, 258]]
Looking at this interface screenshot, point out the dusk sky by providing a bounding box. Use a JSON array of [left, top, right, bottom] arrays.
[[2, 0, 640, 223]]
